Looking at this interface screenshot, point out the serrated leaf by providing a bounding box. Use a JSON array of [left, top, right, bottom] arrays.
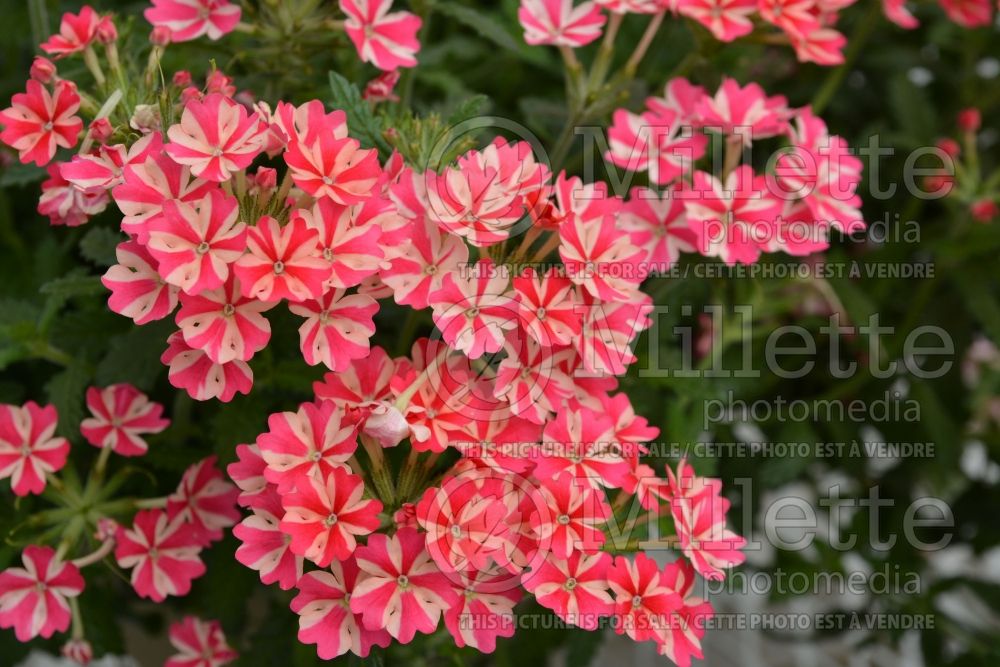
[[79, 226, 123, 267], [0, 162, 46, 188], [435, 2, 550, 69], [95, 320, 172, 391], [39, 274, 105, 297], [44, 361, 92, 435], [328, 71, 391, 154]]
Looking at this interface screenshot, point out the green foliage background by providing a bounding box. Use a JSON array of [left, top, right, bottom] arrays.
[[1, 0, 1000, 665]]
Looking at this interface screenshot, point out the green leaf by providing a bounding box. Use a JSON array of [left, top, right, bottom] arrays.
[[435, 2, 550, 69], [39, 274, 105, 298], [79, 226, 123, 267], [44, 360, 92, 434], [0, 162, 45, 188], [95, 320, 172, 391], [328, 71, 391, 154]]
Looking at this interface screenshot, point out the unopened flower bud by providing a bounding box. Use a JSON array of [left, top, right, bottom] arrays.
[[394, 503, 417, 529], [362, 404, 409, 448], [150, 25, 172, 46], [958, 108, 981, 133], [62, 639, 93, 665], [206, 70, 236, 97], [96, 518, 120, 541], [970, 198, 998, 223], [253, 167, 278, 191], [96, 17, 117, 44], [129, 104, 161, 134], [181, 86, 203, 104], [935, 138, 960, 159], [89, 118, 113, 143], [30, 56, 57, 84], [173, 70, 193, 87]]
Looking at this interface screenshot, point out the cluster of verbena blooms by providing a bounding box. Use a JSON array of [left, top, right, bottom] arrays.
[[3, 0, 980, 664]]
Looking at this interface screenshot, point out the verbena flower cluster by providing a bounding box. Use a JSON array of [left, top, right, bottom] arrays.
[[0, 1, 991, 665]]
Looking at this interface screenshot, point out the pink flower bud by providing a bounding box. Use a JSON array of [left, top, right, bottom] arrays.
[[935, 138, 960, 159], [172, 70, 193, 87], [129, 104, 161, 134], [253, 167, 278, 191], [30, 56, 57, 83], [96, 17, 117, 44], [362, 404, 409, 448], [958, 108, 982, 133], [923, 174, 953, 197], [150, 25, 172, 46], [62, 639, 93, 665], [394, 502, 418, 529], [181, 86, 203, 104], [95, 518, 119, 541], [206, 70, 236, 97], [971, 198, 998, 223], [89, 117, 113, 143]]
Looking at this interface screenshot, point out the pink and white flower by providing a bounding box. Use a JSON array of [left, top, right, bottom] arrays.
[[165, 94, 265, 182], [607, 553, 680, 642], [684, 166, 783, 265], [176, 275, 275, 364], [521, 551, 613, 630], [145, 0, 243, 42], [518, 0, 607, 48], [284, 133, 381, 204], [112, 148, 214, 243], [665, 460, 747, 580], [350, 527, 460, 643], [79, 383, 170, 456], [38, 162, 109, 226], [114, 509, 207, 602], [443, 569, 521, 653], [147, 189, 247, 294], [294, 198, 386, 290], [168, 456, 241, 541], [233, 488, 303, 589], [621, 186, 697, 272], [280, 466, 383, 566], [677, 0, 758, 42], [0, 80, 82, 166], [40, 6, 101, 57], [0, 402, 69, 497], [289, 289, 379, 370], [161, 330, 254, 402], [256, 400, 358, 493], [429, 260, 518, 359], [0, 546, 84, 642], [165, 617, 238, 667], [234, 215, 328, 302], [341, 0, 423, 71], [291, 557, 392, 659]]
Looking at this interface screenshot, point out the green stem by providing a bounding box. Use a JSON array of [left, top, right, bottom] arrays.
[[811, 3, 880, 114]]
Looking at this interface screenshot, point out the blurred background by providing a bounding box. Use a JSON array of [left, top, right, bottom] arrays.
[[2, 1, 1000, 665]]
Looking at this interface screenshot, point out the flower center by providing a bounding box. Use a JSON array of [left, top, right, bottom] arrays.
[[450, 524, 463, 539], [424, 264, 438, 275], [465, 306, 480, 319], [273, 261, 285, 274], [212, 147, 223, 157], [536, 306, 546, 319], [396, 574, 410, 589], [149, 548, 159, 559], [43, 122, 54, 132], [324, 513, 338, 527], [556, 514, 570, 525], [35, 582, 47, 592], [222, 303, 236, 317], [20, 444, 32, 457], [196, 241, 211, 255], [563, 577, 577, 591], [322, 248, 333, 261], [322, 176, 334, 185], [632, 595, 643, 608], [310, 451, 322, 462]]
